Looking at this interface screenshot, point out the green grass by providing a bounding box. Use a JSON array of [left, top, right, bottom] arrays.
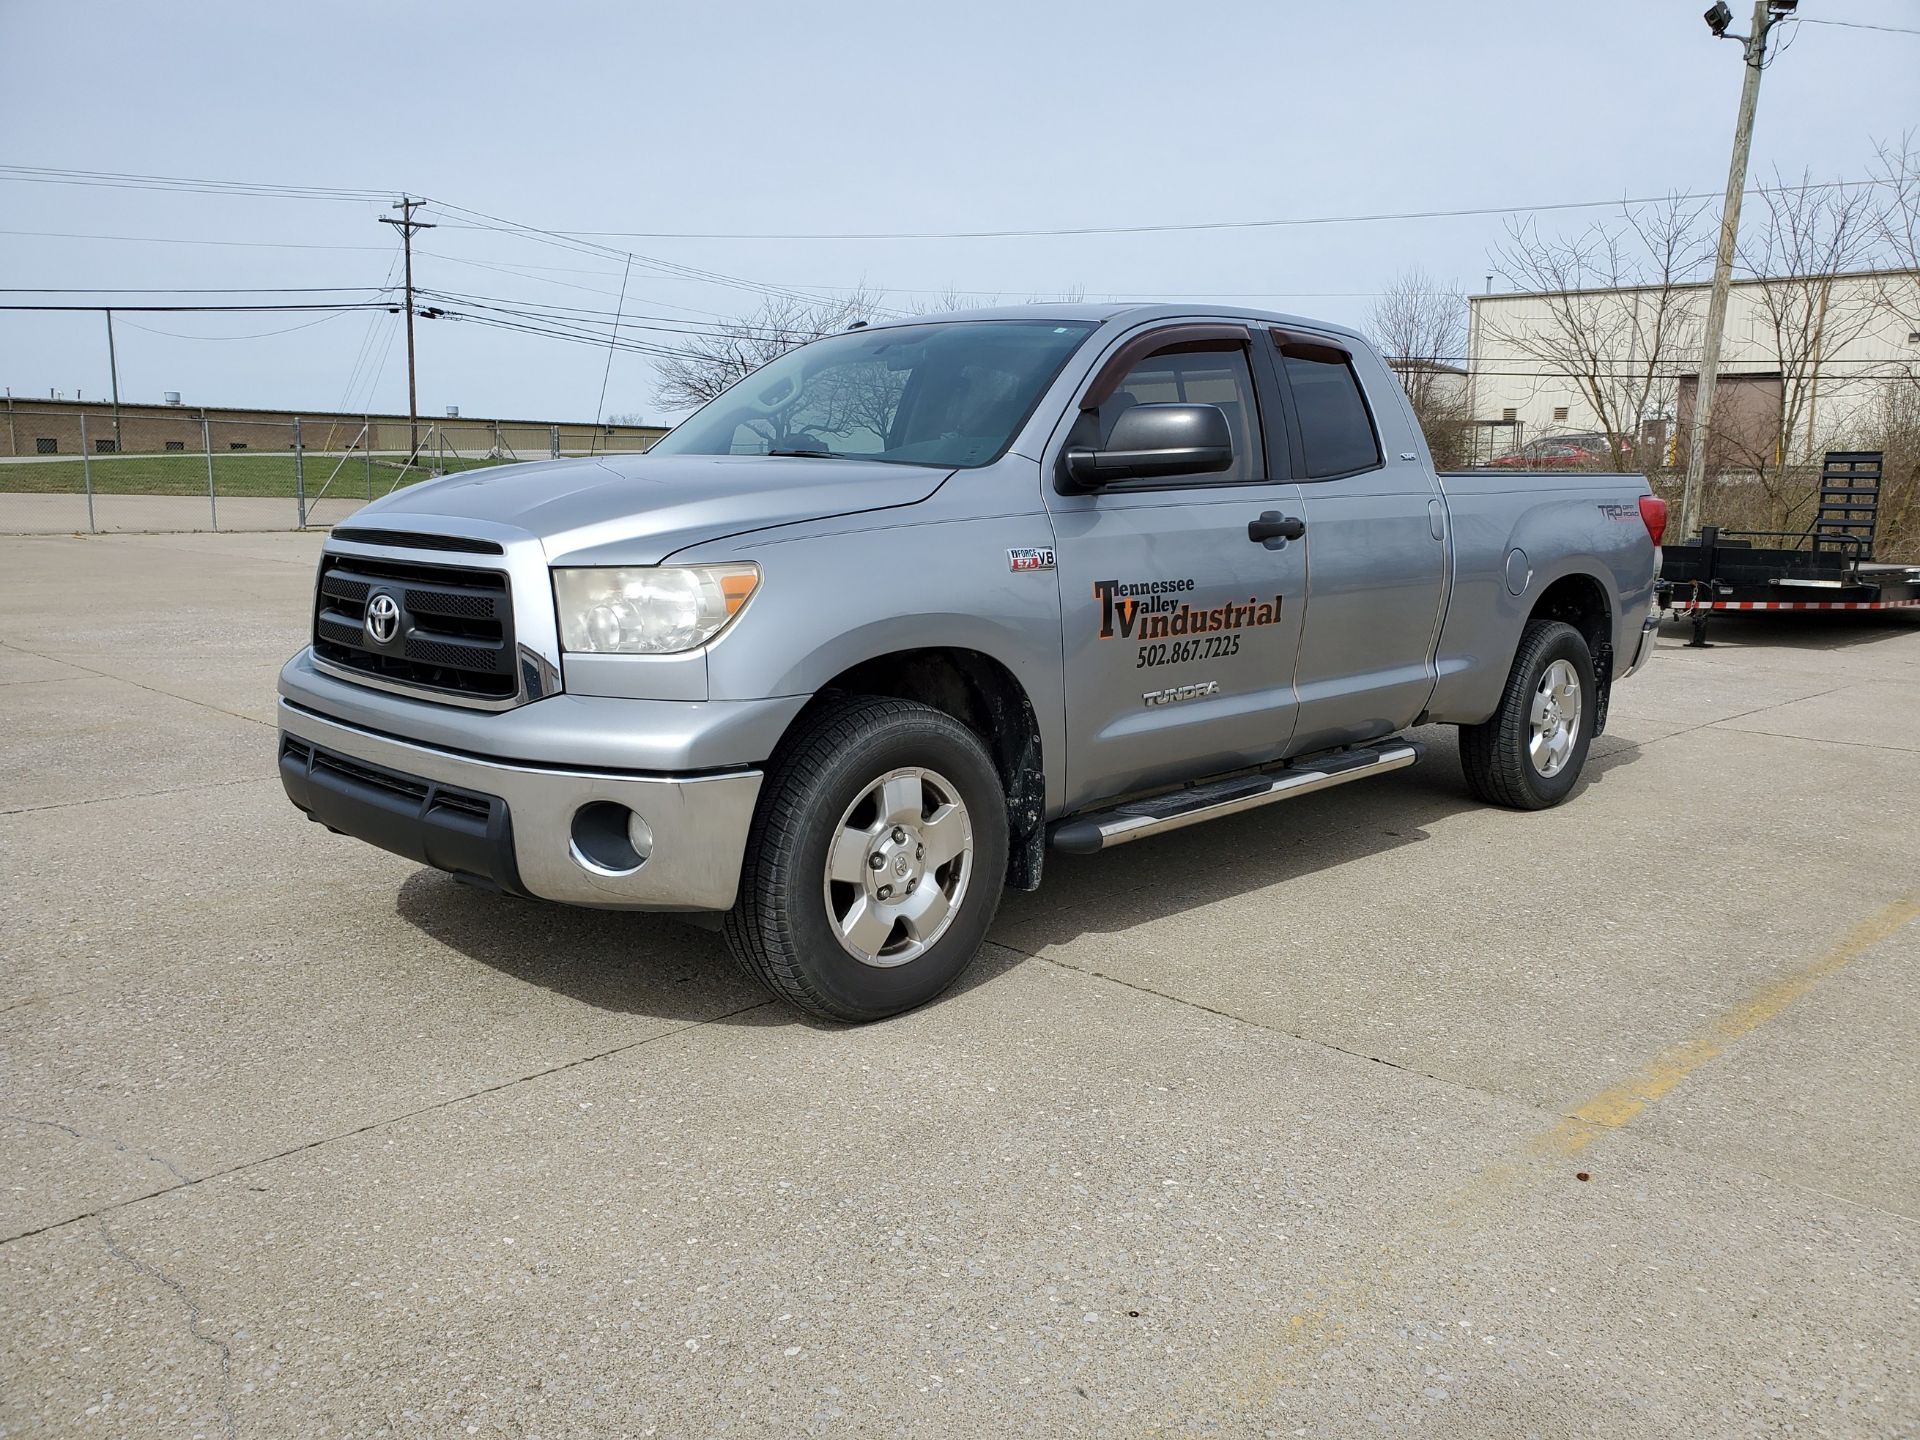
[[0, 452, 512, 498]]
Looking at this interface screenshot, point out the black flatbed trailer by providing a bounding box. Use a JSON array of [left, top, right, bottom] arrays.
[[1657, 452, 1920, 641]]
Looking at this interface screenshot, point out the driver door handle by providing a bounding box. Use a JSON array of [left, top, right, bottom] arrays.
[[1248, 512, 1306, 544]]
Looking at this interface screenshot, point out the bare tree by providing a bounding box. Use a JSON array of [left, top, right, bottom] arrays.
[[652, 287, 885, 413], [1869, 135, 1920, 395], [1720, 171, 1888, 523], [1482, 197, 1712, 470], [1367, 267, 1471, 467]]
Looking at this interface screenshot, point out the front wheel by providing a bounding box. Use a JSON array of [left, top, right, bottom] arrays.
[[723, 696, 1008, 1022], [1458, 619, 1595, 810]]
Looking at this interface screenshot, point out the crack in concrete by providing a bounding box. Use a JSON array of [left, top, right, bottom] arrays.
[[1607, 680, 1860, 755], [96, 1217, 237, 1440], [0, 672, 91, 689], [0, 775, 274, 817], [0, 988, 82, 1014], [1003, 941, 1454, 1087], [992, 935, 1920, 1230], [0, 997, 777, 1247], [0, 638, 275, 731], [1707, 724, 1918, 754], [6, 1113, 191, 1185]]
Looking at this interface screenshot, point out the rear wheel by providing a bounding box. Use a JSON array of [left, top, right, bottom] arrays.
[[723, 696, 1008, 1022], [1459, 619, 1595, 810]]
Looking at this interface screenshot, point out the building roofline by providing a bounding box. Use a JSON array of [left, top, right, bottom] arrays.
[[1468, 265, 1917, 304], [0, 395, 666, 431]]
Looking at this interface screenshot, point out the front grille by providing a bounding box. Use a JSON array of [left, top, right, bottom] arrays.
[[312, 553, 517, 701]]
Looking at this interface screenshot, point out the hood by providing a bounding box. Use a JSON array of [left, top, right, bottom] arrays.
[[354, 452, 954, 564]]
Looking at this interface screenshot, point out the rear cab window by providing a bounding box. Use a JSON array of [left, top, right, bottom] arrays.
[[1273, 332, 1382, 480]]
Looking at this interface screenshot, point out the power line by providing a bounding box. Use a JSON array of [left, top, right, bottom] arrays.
[[486, 179, 1899, 243], [420, 198, 903, 315], [413, 288, 830, 340], [593, 254, 633, 435], [0, 163, 391, 202], [0, 301, 394, 313], [0, 285, 389, 294], [1793, 16, 1920, 36], [412, 249, 735, 320], [0, 228, 391, 253], [113, 311, 361, 341], [437, 310, 688, 361]]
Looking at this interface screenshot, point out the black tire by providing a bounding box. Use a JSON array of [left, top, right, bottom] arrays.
[[723, 696, 1009, 1022], [1458, 619, 1595, 810]]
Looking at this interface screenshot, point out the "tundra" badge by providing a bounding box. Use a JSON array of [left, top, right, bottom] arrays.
[[1142, 680, 1219, 708]]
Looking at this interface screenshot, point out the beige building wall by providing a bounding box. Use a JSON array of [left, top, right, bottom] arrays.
[[0, 399, 667, 459], [1464, 269, 1920, 461]]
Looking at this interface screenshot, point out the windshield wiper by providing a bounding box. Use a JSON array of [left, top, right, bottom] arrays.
[[765, 447, 839, 459]]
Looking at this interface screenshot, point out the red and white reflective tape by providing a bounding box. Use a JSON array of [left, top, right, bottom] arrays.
[[1689, 598, 1920, 611]]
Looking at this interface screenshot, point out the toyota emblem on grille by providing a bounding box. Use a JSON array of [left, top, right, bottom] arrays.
[[364, 591, 401, 645]]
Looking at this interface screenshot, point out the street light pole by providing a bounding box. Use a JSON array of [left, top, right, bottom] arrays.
[[1680, 0, 1779, 542]]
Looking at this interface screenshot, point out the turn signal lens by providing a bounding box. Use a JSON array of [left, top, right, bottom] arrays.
[[552, 564, 760, 654], [1638, 495, 1669, 546]]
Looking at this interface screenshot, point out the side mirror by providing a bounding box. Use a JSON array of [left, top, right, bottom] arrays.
[[1062, 403, 1234, 489]]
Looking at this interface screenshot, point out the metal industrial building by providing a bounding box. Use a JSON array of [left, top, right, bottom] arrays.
[[2, 396, 666, 460], [1465, 268, 1919, 464]]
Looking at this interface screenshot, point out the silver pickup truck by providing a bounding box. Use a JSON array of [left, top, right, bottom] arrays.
[[279, 305, 1664, 1020]]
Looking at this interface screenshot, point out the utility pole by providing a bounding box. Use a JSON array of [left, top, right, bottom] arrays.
[[379, 196, 435, 464], [104, 308, 122, 452], [1680, 0, 1785, 542]]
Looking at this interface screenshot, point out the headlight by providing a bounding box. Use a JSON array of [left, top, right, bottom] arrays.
[[552, 564, 759, 654]]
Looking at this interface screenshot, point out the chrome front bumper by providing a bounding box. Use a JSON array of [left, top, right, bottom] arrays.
[[278, 699, 762, 911]]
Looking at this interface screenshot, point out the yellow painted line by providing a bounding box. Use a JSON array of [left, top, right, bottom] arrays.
[[1534, 896, 1920, 1157], [1167, 896, 1920, 1431]]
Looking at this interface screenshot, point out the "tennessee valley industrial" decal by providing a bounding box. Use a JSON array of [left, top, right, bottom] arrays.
[[1094, 578, 1283, 641], [1094, 577, 1285, 670]]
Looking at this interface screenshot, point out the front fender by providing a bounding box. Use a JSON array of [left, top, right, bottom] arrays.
[[695, 513, 1069, 811]]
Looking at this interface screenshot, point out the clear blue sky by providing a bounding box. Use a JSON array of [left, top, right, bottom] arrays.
[[2, 0, 1916, 423]]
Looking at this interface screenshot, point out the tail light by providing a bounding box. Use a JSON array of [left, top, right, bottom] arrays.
[[1638, 495, 1669, 546]]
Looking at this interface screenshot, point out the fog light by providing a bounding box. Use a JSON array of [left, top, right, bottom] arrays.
[[570, 801, 649, 875]]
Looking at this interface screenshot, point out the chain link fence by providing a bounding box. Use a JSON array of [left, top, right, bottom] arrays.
[[0, 409, 660, 534]]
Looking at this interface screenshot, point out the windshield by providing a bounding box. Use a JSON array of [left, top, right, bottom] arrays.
[[650, 319, 1096, 469]]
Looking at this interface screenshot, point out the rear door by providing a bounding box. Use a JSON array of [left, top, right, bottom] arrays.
[[1045, 323, 1309, 811], [1269, 327, 1448, 753]]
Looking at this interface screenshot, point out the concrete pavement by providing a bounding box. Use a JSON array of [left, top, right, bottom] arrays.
[[2, 530, 1916, 1437], [0, 493, 370, 535]]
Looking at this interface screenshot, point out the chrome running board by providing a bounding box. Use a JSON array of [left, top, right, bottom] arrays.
[[1049, 740, 1423, 855]]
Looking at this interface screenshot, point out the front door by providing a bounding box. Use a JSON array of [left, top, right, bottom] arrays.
[[1045, 326, 1308, 811]]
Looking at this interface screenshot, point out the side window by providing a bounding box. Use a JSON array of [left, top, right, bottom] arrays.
[[1279, 347, 1381, 479], [1091, 346, 1263, 484]]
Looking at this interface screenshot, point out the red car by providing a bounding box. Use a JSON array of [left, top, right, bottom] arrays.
[[1487, 434, 1630, 469]]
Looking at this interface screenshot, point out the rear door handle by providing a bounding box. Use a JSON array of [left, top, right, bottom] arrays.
[[1248, 512, 1306, 544]]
